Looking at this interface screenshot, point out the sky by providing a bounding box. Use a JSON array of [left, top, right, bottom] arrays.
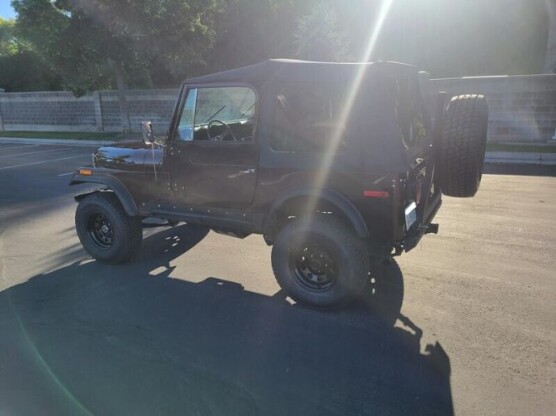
[[0, 2, 16, 19]]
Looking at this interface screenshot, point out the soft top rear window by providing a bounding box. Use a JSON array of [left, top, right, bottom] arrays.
[[271, 82, 349, 153], [389, 74, 429, 150]]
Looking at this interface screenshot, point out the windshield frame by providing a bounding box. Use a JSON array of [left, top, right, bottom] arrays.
[[170, 82, 260, 145]]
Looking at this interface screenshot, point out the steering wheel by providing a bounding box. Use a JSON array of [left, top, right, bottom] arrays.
[[207, 119, 237, 142]]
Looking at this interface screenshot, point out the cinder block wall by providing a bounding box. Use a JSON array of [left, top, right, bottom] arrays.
[[0, 91, 100, 132], [431, 75, 556, 143], [0, 89, 178, 134], [98, 89, 177, 133], [0, 75, 555, 143]]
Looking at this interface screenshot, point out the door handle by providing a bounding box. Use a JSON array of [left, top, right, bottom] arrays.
[[240, 168, 256, 174]]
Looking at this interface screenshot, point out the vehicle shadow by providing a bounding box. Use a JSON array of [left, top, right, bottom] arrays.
[[0, 225, 453, 416]]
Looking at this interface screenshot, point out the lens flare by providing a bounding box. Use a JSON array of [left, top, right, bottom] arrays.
[[9, 294, 93, 415], [307, 0, 395, 213]]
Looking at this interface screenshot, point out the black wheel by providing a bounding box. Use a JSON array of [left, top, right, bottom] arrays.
[[271, 216, 370, 308], [75, 192, 142, 264], [437, 94, 489, 198]]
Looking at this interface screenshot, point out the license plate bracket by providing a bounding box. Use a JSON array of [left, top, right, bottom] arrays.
[[405, 202, 417, 230]]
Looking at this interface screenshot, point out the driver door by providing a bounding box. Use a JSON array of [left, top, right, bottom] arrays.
[[165, 85, 259, 209]]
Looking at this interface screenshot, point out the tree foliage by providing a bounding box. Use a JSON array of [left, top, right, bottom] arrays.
[[545, 0, 556, 72], [3, 0, 551, 93], [294, 3, 350, 62], [372, 0, 549, 77], [0, 17, 61, 91], [12, 0, 220, 94], [207, 0, 304, 72]]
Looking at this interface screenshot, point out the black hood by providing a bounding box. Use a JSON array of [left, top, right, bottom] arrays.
[[94, 140, 163, 171]]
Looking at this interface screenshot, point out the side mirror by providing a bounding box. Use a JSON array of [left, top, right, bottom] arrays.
[[141, 121, 155, 145]]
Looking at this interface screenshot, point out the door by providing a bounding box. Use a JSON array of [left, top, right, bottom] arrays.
[[165, 85, 259, 209]]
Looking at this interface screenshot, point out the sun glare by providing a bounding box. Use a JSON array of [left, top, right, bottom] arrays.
[[309, 0, 395, 211]]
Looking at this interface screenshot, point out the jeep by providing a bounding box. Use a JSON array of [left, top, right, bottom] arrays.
[[70, 59, 488, 307]]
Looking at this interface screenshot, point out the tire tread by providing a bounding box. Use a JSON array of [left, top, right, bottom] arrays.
[[438, 94, 489, 198]]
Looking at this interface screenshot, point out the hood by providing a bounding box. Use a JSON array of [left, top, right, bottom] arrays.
[[94, 140, 163, 171]]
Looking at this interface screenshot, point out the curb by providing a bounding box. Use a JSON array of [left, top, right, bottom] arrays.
[[0, 137, 116, 146], [1, 138, 555, 166], [485, 151, 556, 166]]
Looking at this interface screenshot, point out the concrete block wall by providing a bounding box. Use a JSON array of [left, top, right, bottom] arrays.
[[98, 89, 177, 133], [431, 75, 556, 143], [0, 91, 100, 132], [0, 89, 178, 134], [0, 75, 554, 143]]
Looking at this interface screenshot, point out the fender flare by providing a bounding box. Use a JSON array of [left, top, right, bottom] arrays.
[[70, 173, 140, 217], [265, 189, 370, 239]]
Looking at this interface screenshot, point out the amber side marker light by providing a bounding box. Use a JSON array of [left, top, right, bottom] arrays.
[[79, 169, 93, 176], [363, 190, 390, 198]]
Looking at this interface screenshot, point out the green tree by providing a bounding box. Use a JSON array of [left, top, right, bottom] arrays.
[[0, 17, 61, 91], [12, 0, 220, 94], [546, 0, 556, 73], [382, 0, 548, 76], [288, 0, 549, 76], [294, 3, 350, 62], [207, 0, 306, 72]]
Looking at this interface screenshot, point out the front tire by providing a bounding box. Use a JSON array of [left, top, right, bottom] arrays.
[[271, 216, 370, 308], [75, 192, 142, 264]]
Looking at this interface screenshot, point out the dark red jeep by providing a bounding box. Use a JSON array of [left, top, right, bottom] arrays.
[[70, 59, 488, 307]]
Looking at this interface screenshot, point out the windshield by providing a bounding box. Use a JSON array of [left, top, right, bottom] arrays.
[[195, 87, 256, 125]]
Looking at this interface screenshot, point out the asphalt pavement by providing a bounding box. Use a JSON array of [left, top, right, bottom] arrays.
[[0, 143, 554, 415]]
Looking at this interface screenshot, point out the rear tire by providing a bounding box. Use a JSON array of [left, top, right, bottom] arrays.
[[75, 193, 142, 264], [437, 94, 489, 197], [271, 216, 370, 308]]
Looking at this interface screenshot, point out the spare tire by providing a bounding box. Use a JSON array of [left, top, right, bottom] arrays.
[[437, 94, 489, 197]]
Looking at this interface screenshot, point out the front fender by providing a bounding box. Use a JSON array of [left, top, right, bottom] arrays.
[[70, 171, 140, 216]]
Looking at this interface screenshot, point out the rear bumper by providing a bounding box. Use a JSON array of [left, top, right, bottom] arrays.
[[402, 193, 442, 252]]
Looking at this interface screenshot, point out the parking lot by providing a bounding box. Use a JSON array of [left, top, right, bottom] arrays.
[[0, 142, 554, 415]]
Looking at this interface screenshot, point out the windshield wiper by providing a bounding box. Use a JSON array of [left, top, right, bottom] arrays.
[[240, 103, 255, 118], [203, 106, 226, 123]]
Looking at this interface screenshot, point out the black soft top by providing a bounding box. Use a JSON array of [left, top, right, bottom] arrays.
[[186, 59, 416, 85], [186, 59, 421, 172]]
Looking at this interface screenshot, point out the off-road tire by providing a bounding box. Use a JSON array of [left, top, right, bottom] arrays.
[[271, 216, 370, 308], [437, 94, 489, 197], [75, 192, 142, 264]]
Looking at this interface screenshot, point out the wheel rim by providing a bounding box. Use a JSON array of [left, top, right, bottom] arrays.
[[87, 211, 114, 249], [289, 244, 338, 292]]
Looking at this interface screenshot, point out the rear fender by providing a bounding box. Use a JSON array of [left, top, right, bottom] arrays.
[[265, 189, 370, 241]]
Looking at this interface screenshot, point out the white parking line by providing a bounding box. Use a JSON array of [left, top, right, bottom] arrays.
[[0, 155, 88, 171], [0, 144, 41, 151], [57, 172, 75, 177], [0, 147, 70, 159]]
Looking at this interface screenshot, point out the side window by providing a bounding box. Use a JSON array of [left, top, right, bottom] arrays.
[[271, 83, 348, 153], [393, 76, 428, 150], [193, 87, 256, 142], [177, 86, 256, 142]]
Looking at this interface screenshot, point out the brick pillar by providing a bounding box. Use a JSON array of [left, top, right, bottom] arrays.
[[93, 91, 104, 132], [118, 92, 131, 133]]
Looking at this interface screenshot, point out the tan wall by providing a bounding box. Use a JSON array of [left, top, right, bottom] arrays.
[[431, 75, 556, 143]]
